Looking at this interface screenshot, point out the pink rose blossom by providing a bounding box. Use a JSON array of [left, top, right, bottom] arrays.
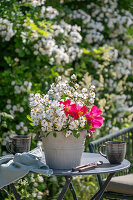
[[59, 99, 71, 116], [70, 104, 87, 119], [59, 99, 87, 119], [85, 106, 103, 131]]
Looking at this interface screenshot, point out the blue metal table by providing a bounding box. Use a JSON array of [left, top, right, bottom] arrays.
[[10, 153, 130, 200]]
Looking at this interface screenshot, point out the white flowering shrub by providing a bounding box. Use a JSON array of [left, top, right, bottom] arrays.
[[64, 0, 133, 135], [0, 0, 133, 199]]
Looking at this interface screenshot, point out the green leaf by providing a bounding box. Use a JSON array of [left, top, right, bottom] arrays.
[[27, 115, 32, 121], [1, 121, 7, 128], [46, 132, 51, 137], [25, 17, 52, 37], [83, 48, 91, 54], [73, 130, 80, 138], [53, 132, 57, 137], [18, 49, 25, 57], [29, 122, 35, 126], [62, 93, 66, 100]]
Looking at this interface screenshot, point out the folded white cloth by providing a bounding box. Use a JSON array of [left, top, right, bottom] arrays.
[[0, 147, 53, 189]]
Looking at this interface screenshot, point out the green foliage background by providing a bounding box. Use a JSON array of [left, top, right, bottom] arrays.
[[0, 0, 133, 199]]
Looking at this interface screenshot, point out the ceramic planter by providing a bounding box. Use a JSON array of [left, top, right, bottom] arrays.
[[42, 130, 87, 169]]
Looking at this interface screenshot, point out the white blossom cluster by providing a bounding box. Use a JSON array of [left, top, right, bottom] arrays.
[[5, 80, 32, 118], [29, 75, 95, 137], [21, 2, 82, 65], [68, 0, 133, 78], [6, 99, 24, 117], [0, 2, 83, 66], [0, 18, 15, 41], [69, 0, 133, 45], [16, 121, 28, 134], [33, 21, 82, 65], [11, 80, 32, 94], [41, 6, 59, 19], [21, 0, 45, 7], [30, 173, 47, 199]]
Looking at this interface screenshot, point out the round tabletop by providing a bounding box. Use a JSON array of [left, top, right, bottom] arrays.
[[52, 153, 130, 176]]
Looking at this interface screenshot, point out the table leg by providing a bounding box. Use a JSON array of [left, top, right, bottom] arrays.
[[90, 172, 115, 200], [10, 183, 21, 200], [69, 182, 78, 200], [57, 176, 78, 200], [57, 176, 72, 200]]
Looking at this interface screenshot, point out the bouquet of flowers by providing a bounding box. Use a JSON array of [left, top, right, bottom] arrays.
[[29, 74, 103, 138]]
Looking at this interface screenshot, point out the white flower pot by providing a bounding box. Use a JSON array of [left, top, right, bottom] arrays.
[[42, 130, 87, 169]]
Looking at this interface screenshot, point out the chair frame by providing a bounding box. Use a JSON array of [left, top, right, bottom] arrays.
[[89, 126, 133, 200]]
